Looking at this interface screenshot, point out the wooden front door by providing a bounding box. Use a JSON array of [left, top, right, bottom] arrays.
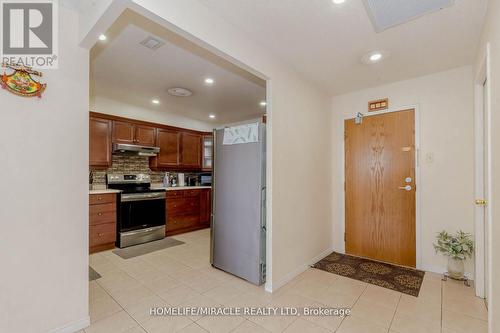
[[345, 109, 416, 267]]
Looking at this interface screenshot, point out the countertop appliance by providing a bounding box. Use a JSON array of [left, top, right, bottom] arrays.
[[107, 173, 166, 248], [211, 123, 266, 285], [177, 173, 185, 187], [186, 174, 199, 187], [199, 173, 212, 186]]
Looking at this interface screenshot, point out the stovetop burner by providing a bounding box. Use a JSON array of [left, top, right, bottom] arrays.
[[106, 173, 162, 193]]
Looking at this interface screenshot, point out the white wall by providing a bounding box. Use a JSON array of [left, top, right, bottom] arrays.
[[331, 66, 475, 276], [78, 0, 333, 291], [475, 0, 500, 329], [0, 6, 89, 333], [91, 95, 214, 131]]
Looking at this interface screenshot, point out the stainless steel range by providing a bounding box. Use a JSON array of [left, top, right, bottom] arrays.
[[107, 174, 166, 248]]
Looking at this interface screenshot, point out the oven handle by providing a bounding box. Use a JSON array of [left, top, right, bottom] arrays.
[[121, 192, 166, 202]]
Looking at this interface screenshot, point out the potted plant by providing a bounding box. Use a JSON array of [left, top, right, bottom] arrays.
[[433, 230, 474, 279]]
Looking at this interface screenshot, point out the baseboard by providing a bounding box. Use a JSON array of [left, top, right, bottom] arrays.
[[421, 264, 474, 280], [266, 247, 333, 293], [48, 316, 90, 333]]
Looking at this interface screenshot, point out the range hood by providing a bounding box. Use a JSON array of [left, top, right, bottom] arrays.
[[113, 143, 160, 157]]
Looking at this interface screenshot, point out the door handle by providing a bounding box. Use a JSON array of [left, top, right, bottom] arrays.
[[398, 185, 412, 191], [475, 199, 487, 205]]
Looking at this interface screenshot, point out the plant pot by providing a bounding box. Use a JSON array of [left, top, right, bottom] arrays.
[[447, 258, 465, 279]]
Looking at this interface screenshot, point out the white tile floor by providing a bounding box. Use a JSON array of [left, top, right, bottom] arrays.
[[86, 229, 488, 333]]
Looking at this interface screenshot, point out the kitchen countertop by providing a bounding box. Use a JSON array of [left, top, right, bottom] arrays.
[[89, 187, 211, 194], [89, 189, 122, 195], [152, 186, 212, 191]]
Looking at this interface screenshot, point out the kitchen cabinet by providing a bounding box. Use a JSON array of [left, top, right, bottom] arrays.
[[89, 193, 117, 253], [89, 117, 112, 169], [180, 132, 202, 168], [165, 189, 211, 236], [134, 125, 156, 146], [112, 120, 135, 144], [150, 129, 180, 169], [199, 188, 211, 225], [89, 112, 210, 171], [201, 134, 213, 171], [113, 120, 156, 146]]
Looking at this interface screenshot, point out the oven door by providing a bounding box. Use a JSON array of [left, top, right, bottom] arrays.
[[120, 192, 166, 232]]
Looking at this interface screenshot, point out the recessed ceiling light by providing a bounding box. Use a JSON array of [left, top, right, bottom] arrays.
[[98, 34, 107, 41], [361, 50, 390, 64], [204, 78, 215, 85], [370, 53, 382, 62], [332, 0, 346, 4], [152, 99, 160, 105], [260, 101, 267, 107], [209, 114, 216, 119]]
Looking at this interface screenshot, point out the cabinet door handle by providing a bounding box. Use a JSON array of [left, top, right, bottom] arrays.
[[98, 233, 104, 237], [98, 213, 103, 216], [97, 197, 103, 201]]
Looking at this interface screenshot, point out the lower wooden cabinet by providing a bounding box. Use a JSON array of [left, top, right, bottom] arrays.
[[89, 193, 117, 253], [166, 189, 211, 236], [199, 189, 211, 225]]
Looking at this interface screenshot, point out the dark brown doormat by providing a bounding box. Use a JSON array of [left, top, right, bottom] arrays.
[[312, 252, 425, 297]]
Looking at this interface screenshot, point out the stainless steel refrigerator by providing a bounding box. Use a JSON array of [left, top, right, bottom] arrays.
[[210, 123, 266, 285]]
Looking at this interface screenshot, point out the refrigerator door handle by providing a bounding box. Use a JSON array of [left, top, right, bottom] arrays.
[[260, 187, 267, 229]]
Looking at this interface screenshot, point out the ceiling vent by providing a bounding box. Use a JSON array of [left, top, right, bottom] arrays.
[[140, 36, 165, 50], [363, 0, 454, 32]]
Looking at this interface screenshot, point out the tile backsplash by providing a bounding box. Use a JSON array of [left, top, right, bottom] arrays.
[[90, 155, 165, 185]]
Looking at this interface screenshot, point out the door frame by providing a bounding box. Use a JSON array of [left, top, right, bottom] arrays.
[[81, 3, 275, 292], [341, 105, 422, 269], [474, 43, 492, 300]]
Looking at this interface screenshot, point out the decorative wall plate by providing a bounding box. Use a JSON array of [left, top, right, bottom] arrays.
[[1, 63, 46, 98]]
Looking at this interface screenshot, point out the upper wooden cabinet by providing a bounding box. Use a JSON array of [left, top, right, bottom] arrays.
[[181, 132, 202, 168], [202, 134, 213, 171], [89, 117, 112, 169], [135, 125, 156, 146], [150, 129, 180, 169], [90, 112, 209, 171], [112, 121, 135, 144], [113, 121, 156, 146]]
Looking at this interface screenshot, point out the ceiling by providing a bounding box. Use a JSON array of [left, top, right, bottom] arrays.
[[91, 10, 267, 125], [197, 0, 488, 95]]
